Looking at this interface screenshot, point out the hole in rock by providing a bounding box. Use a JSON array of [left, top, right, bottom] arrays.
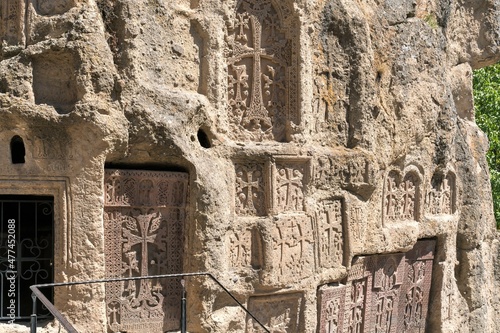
[[10, 135, 25, 164], [197, 128, 211, 148]]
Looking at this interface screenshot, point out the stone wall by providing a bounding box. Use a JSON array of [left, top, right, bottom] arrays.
[[0, 0, 499, 332]]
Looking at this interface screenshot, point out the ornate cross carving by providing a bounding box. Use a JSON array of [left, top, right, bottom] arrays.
[[227, 0, 294, 141]]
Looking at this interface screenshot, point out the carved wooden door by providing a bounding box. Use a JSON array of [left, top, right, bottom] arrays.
[[103, 169, 188, 333]]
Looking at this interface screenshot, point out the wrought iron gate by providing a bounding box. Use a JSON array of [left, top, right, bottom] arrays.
[[0, 195, 54, 321]]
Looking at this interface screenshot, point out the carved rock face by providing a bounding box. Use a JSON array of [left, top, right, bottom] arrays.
[[0, 0, 499, 332]]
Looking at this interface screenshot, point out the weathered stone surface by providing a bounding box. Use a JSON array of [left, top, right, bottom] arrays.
[[0, 0, 500, 332]]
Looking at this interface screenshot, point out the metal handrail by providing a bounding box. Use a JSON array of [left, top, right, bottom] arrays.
[[30, 272, 270, 333]]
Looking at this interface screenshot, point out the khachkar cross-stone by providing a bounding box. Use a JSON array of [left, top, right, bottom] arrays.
[[104, 169, 188, 333], [227, 0, 291, 141], [235, 163, 266, 216]]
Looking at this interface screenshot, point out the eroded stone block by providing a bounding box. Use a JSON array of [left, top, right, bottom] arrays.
[[32, 50, 78, 113], [246, 293, 303, 332]]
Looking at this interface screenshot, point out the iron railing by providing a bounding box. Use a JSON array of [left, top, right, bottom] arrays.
[[29, 272, 270, 333]]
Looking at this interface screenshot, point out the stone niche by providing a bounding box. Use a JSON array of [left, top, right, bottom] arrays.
[[32, 50, 78, 114], [34, 0, 75, 16], [317, 240, 436, 333]]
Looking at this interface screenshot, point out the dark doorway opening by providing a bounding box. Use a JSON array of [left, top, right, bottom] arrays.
[[0, 195, 54, 321]]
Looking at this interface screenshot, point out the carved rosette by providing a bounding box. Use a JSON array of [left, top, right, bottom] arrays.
[[104, 169, 188, 333], [246, 293, 303, 332], [226, 0, 297, 141], [316, 199, 344, 268], [235, 163, 267, 216]]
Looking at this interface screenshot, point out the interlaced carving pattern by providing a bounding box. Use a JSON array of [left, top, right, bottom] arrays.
[[318, 240, 435, 333], [226, 0, 297, 141], [104, 170, 188, 333]]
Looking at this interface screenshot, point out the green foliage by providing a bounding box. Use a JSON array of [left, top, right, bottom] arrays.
[[473, 64, 500, 228], [424, 13, 438, 29]]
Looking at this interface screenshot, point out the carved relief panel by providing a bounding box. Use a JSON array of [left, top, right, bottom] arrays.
[[316, 199, 344, 268], [226, 0, 298, 142], [349, 204, 365, 245], [383, 168, 421, 224], [246, 293, 303, 332], [318, 284, 348, 333], [273, 159, 309, 213], [313, 154, 376, 200], [271, 215, 314, 281], [370, 254, 405, 333], [226, 226, 263, 270], [317, 240, 436, 333], [398, 240, 435, 333], [234, 158, 309, 216], [345, 257, 373, 333], [104, 169, 188, 333], [425, 171, 456, 216], [235, 162, 267, 216]]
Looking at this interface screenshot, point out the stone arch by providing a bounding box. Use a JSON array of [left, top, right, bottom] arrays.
[[225, 0, 299, 142], [426, 167, 457, 216], [382, 165, 422, 225]]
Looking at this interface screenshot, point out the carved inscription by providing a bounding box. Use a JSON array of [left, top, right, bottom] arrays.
[[426, 171, 456, 216], [317, 240, 435, 333], [236, 163, 266, 216], [226, 0, 296, 141], [272, 215, 314, 279], [384, 170, 420, 223], [246, 294, 302, 332], [104, 169, 188, 333], [316, 200, 344, 268], [33, 131, 74, 160], [274, 162, 306, 212]]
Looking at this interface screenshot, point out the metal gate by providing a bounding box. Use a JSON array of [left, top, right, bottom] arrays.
[[0, 195, 54, 321]]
